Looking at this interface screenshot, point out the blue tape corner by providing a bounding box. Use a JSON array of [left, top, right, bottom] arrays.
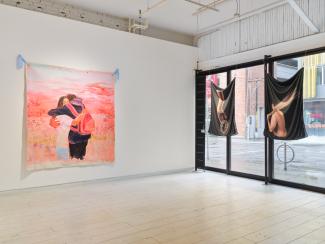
[[113, 68, 120, 82], [16, 54, 26, 69]]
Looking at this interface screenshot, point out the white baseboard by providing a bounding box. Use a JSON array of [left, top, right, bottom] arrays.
[[0, 167, 193, 194]]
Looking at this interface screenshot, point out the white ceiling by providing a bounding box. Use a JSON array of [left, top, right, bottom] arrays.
[[54, 0, 281, 35]]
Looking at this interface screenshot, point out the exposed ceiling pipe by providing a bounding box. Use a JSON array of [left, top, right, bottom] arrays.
[[192, 0, 225, 16], [195, 0, 287, 39], [287, 0, 319, 33], [184, 0, 219, 12]]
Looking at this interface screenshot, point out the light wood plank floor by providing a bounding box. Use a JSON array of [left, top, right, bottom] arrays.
[[1, 171, 325, 244]]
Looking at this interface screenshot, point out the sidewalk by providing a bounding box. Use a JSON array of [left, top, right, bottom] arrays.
[[205, 135, 325, 188]]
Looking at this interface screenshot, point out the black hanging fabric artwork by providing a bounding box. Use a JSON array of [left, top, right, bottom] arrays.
[[209, 79, 237, 136], [264, 68, 307, 140]]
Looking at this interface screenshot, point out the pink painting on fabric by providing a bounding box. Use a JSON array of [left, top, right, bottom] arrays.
[[26, 63, 115, 171]]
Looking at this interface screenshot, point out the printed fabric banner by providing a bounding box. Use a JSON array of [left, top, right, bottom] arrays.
[[26, 63, 115, 171], [265, 68, 307, 140], [209, 79, 237, 136]]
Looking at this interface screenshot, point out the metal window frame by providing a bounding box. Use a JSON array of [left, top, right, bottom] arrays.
[[195, 45, 325, 194]]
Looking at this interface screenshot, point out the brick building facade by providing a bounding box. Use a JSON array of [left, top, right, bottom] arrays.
[[207, 65, 265, 138]]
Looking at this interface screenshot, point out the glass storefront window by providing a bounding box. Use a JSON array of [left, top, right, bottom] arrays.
[[230, 65, 265, 176], [202, 52, 325, 189], [274, 53, 325, 187]]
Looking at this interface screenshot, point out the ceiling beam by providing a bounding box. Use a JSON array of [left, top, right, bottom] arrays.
[[287, 0, 319, 33], [192, 0, 225, 16], [184, 0, 219, 12], [0, 0, 195, 46]]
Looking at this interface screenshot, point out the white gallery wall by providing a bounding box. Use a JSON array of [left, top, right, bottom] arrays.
[[0, 4, 197, 191]]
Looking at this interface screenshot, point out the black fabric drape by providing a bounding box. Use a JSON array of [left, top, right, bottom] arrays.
[[209, 79, 237, 136], [264, 68, 307, 140]]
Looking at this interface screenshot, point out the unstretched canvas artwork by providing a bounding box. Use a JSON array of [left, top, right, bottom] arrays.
[[265, 68, 307, 140], [209, 79, 237, 136], [26, 63, 115, 171]]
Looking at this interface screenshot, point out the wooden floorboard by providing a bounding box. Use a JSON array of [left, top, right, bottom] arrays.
[[1, 171, 325, 244]]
